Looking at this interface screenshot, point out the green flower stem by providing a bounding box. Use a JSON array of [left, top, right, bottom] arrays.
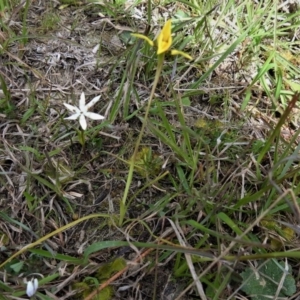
[[78, 129, 85, 147], [119, 54, 165, 226], [78, 129, 86, 163]]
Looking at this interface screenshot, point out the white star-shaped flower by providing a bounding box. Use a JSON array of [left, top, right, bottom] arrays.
[[26, 278, 38, 297], [63, 92, 105, 130]]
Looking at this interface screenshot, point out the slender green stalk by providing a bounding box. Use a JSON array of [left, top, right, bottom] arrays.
[[0, 213, 110, 269], [119, 54, 165, 226], [78, 128, 85, 147]]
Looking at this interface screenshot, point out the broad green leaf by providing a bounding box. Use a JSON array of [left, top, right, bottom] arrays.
[[241, 260, 296, 299]]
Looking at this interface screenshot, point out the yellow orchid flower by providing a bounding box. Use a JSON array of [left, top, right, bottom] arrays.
[[132, 19, 192, 60], [157, 19, 172, 54]]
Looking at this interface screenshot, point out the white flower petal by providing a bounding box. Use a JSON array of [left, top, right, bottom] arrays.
[[63, 92, 105, 130], [85, 95, 101, 110], [64, 113, 80, 120], [79, 92, 86, 110], [26, 281, 34, 297], [85, 112, 105, 120], [26, 278, 38, 297], [63, 103, 80, 113], [33, 278, 39, 290], [79, 114, 87, 130], [81, 106, 88, 114]]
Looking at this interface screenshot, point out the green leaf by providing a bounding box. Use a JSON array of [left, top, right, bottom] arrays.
[[286, 79, 300, 91], [181, 97, 190, 106], [29, 249, 84, 264], [240, 259, 296, 299], [21, 106, 36, 125], [96, 257, 127, 281], [36, 294, 54, 300], [19, 146, 44, 161], [217, 212, 250, 241], [0, 280, 14, 292], [174, 10, 191, 20], [9, 261, 24, 273], [84, 241, 129, 262]]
